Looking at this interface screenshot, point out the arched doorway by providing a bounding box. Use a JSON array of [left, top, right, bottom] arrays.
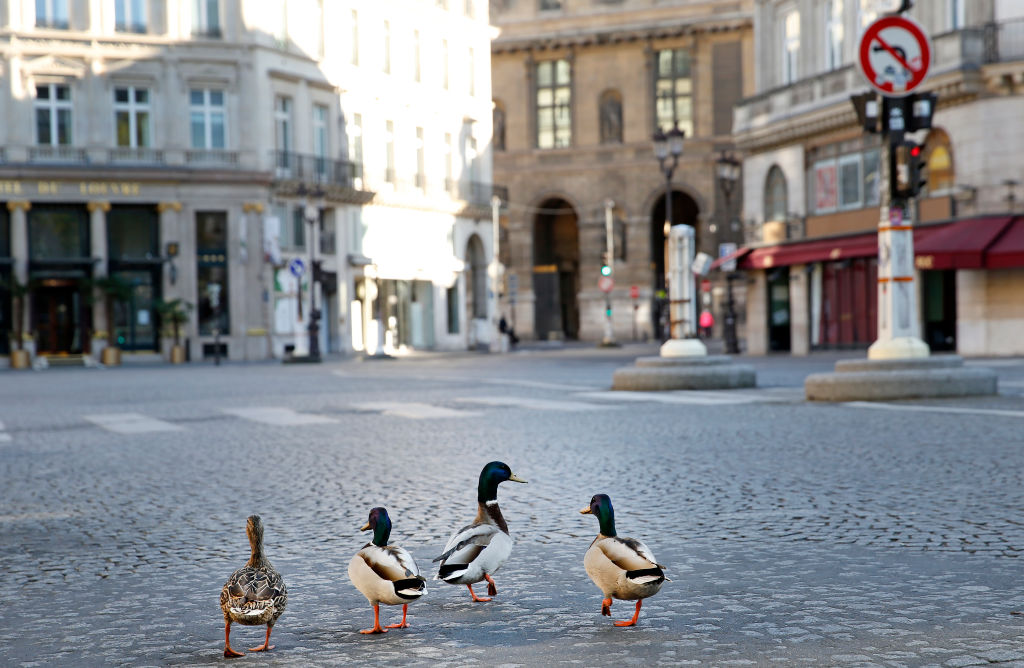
[[465, 234, 487, 347], [533, 198, 579, 340], [650, 190, 699, 337]]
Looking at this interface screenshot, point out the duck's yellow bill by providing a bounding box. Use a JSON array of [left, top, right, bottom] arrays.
[[509, 473, 528, 483], [579, 506, 592, 514], [359, 522, 371, 531]]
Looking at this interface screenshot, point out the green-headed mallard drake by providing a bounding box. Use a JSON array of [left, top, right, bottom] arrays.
[[580, 494, 665, 627], [348, 507, 427, 634], [219, 515, 288, 656], [433, 461, 527, 602]]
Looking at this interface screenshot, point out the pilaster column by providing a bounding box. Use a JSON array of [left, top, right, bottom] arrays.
[[157, 201, 185, 352], [7, 201, 30, 284], [87, 201, 111, 346]]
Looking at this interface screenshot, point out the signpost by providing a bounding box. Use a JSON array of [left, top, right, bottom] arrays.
[[598, 275, 614, 293], [857, 14, 931, 97]]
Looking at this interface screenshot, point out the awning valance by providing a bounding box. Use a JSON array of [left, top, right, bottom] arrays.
[[914, 215, 1015, 270], [986, 216, 1024, 269]]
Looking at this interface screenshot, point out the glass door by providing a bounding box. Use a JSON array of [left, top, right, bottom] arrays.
[[112, 269, 158, 351]]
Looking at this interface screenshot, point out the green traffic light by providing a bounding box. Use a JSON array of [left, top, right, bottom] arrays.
[[600, 265, 611, 276]]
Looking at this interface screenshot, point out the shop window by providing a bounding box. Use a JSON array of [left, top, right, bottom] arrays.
[[536, 59, 571, 149], [655, 50, 692, 136], [108, 207, 158, 259], [839, 154, 862, 210], [196, 211, 229, 335], [29, 206, 88, 259], [764, 165, 788, 222], [813, 160, 838, 213]]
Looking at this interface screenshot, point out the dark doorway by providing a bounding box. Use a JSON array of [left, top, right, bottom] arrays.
[[533, 198, 579, 340], [33, 280, 87, 354], [922, 270, 956, 351], [767, 269, 791, 352], [650, 190, 699, 338]]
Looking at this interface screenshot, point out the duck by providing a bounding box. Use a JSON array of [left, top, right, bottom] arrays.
[[219, 515, 288, 657], [433, 461, 527, 602], [347, 507, 427, 634], [580, 494, 666, 627]]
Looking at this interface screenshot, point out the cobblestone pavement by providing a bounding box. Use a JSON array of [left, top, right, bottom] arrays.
[[3, 347, 1024, 666]]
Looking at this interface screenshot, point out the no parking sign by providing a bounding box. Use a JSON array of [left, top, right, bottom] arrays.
[[857, 15, 931, 96]]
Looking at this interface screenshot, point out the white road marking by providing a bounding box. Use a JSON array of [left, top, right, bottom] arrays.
[[222, 407, 339, 426], [577, 390, 784, 406], [843, 402, 1024, 419], [352, 402, 479, 419], [457, 396, 608, 411], [84, 413, 184, 433], [0, 433, 10, 442], [332, 370, 594, 392]]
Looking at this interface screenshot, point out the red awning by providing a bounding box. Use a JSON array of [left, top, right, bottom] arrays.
[[738, 225, 951, 270], [986, 216, 1024, 269], [913, 215, 1015, 270]]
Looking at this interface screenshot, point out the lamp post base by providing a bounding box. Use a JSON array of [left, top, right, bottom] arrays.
[[867, 336, 929, 360], [659, 338, 707, 358]]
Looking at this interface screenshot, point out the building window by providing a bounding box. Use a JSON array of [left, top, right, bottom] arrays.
[[189, 89, 225, 149], [465, 0, 475, 19], [825, 0, 844, 71], [115, 0, 147, 33], [493, 102, 506, 151], [192, 0, 221, 37], [838, 153, 862, 210], [924, 129, 955, 193], [813, 160, 838, 213], [413, 30, 422, 82], [446, 284, 459, 333], [382, 20, 391, 74], [196, 211, 229, 336], [536, 59, 571, 149], [467, 135, 478, 183], [857, 0, 877, 32], [313, 104, 328, 180], [291, 207, 306, 250], [655, 50, 693, 136], [950, 0, 964, 30], [35, 84, 72, 146], [540, 0, 562, 10], [114, 86, 151, 148], [385, 120, 396, 184], [274, 96, 292, 156], [782, 9, 800, 85], [444, 132, 453, 191], [599, 89, 623, 144], [415, 127, 426, 190], [348, 112, 363, 167], [764, 166, 788, 223], [441, 39, 449, 90], [320, 213, 336, 255], [863, 149, 880, 206], [350, 10, 359, 65], [35, 0, 68, 29]]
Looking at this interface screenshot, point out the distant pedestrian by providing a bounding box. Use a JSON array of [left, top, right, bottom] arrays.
[[500, 316, 519, 348], [699, 309, 714, 339]]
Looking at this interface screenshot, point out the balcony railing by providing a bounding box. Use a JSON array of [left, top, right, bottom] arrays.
[[271, 151, 363, 186], [109, 147, 164, 165], [29, 146, 88, 164], [186, 149, 239, 167]]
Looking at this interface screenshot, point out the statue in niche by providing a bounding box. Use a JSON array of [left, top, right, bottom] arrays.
[[600, 94, 622, 144], [493, 105, 506, 151]]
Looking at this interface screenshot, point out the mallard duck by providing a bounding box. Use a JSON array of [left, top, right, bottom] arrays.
[[433, 461, 527, 602], [219, 515, 288, 657], [580, 494, 665, 627], [348, 507, 427, 634]]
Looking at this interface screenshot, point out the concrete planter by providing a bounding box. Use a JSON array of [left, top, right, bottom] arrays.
[[170, 345, 186, 364], [101, 347, 122, 366], [10, 349, 31, 369]]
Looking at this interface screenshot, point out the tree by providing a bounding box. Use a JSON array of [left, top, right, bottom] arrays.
[[154, 298, 193, 348]]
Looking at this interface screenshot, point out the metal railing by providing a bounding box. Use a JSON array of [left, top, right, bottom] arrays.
[[108, 147, 164, 164], [186, 149, 239, 167], [991, 17, 1024, 62], [29, 146, 88, 164], [271, 151, 363, 186]]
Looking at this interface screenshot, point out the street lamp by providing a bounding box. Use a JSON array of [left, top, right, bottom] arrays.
[[652, 122, 684, 339], [297, 183, 325, 362], [715, 151, 741, 355]]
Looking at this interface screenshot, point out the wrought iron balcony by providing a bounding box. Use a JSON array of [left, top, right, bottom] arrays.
[[272, 151, 363, 187], [29, 146, 88, 164]]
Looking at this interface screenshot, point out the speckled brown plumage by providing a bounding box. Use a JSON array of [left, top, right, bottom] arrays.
[[220, 515, 287, 656]]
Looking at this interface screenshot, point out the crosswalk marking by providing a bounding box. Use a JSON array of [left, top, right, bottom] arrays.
[[456, 396, 608, 411], [84, 413, 184, 434], [221, 407, 338, 426], [352, 402, 479, 419], [843, 401, 1024, 419]]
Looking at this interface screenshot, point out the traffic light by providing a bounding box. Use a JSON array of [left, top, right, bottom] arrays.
[[891, 141, 927, 200], [600, 252, 612, 276]]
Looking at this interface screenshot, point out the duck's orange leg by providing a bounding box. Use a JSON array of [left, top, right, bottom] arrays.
[[614, 600, 642, 627], [483, 573, 498, 596], [249, 624, 275, 651], [467, 584, 492, 602], [601, 598, 612, 616], [223, 621, 244, 658], [360, 604, 388, 634], [385, 604, 410, 629]]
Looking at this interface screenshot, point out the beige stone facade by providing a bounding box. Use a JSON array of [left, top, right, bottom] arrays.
[[491, 1, 754, 342]]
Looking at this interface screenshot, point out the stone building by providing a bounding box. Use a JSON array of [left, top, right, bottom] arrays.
[[490, 0, 754, 343], [733, 0, 1024, 356], [0, 0, 498, 366]]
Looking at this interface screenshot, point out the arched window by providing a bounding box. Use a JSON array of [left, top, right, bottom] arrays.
[[598, 89, 622, 144], [764, 165, 788, 223], [924, 128, 954, 194]]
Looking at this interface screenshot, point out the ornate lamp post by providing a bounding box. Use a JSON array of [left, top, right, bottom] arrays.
[[652, 123, 684, 339], [715, 151, 741, 354], [295, 183, 325, 363]]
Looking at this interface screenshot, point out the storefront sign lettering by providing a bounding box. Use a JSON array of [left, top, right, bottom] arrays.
[[0, 180, 143, 196], [79, 181, 141, 196], [0, 180, 24, 194]]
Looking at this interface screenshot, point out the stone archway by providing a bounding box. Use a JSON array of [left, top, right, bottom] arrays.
[[650, 189, 700, 337], [533, 197, 579, 340]]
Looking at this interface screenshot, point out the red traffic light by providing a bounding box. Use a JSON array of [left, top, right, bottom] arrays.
[[910, 145, 922, 157]]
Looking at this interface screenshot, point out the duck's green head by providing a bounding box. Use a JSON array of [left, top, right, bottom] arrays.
[[360, 507, 392, 547], [579, 494, 616, 537], [478, 461, 527, 503]]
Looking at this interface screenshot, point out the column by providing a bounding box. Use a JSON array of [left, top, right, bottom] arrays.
[[660, 224, 707, 357], [8, 201, 30, 353], [157, 202, 184, 355], [87, 201, 110, 351]]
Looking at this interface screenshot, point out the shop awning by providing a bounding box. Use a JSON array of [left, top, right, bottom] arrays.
[[740, 232, 882, 270], [986, 216, 1024, 269], [913, 215, 1015, 270]]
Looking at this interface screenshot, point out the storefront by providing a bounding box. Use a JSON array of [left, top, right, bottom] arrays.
[[108, 206, 161, 352]]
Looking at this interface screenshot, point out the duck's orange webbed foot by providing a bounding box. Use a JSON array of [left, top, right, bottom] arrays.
[[484, 573, 498, 597], [385, 604, 410, 629], [613, 600, 642, 627], [360, 605, 389, 634], [468, 584, 492, 602], [249, 625, 275, 651], [601, 598, 612, 616]]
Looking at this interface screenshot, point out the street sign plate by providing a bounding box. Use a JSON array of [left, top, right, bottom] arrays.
[[857, 15, 932, 96], [629, 284, 639, 299], [719, 242, 738, 273], [598, 276, 614, 293], [701, 279, 712, 293], [288, 258, 306, 277]]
